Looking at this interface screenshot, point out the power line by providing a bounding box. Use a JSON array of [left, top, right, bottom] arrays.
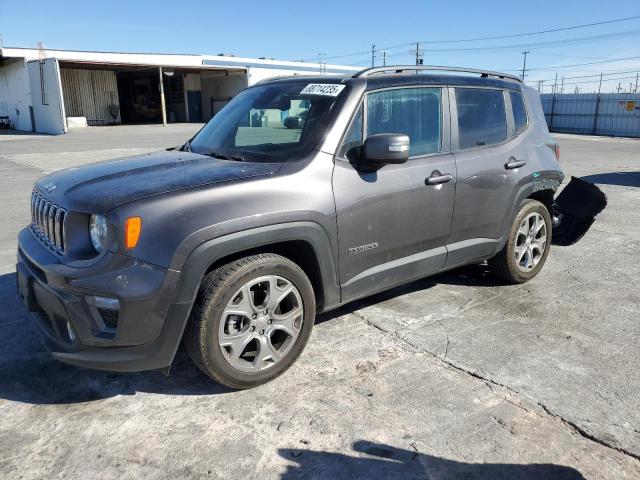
[[525, 69, 640, 83], [414, 15, 640, 44], [418, 29, 640, 53], [526, 55, 640, 71], [298, 15, 640, 62]]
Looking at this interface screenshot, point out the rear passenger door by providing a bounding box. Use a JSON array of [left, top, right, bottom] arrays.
[[333, 86, 456, 301], [446, 86, 532, 268]]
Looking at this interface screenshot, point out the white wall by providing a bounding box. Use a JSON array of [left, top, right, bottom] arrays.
[[201, 71, 248, 120], [0, 58, 33, 131], [247, 67, 313, 85], [27, 58, 67, 135]]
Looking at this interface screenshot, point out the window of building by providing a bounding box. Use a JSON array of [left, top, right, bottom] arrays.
[[366, 88, 442, 157], [455, 88, 507, 149]]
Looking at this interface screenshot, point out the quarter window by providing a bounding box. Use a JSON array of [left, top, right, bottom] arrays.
[[366, 88, 442, 157], [510, 91, 527, 133], [455, 88, 507, 149]]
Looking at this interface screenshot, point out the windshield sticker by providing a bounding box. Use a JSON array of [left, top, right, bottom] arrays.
[[300, 84, 346, 97]]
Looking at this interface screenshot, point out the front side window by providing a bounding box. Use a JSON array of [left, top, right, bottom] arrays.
[[190, 81, 346, 162], [456, 88, 507, 149], [338, 105, 363, 162], [510, 91, 528, 133], [366, 88, 442, 157]]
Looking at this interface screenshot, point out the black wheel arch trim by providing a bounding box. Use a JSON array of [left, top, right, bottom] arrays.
[[494, 171, 561, 255], [171, 221, 340, 308]]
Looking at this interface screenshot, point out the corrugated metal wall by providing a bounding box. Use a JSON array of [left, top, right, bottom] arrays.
[[541, 93, 640, 138], [60, 68, 121, 125]]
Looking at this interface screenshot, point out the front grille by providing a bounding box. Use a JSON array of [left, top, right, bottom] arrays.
[[30, 191, 67, 255]]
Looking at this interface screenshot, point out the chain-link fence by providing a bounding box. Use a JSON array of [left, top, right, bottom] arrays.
[[540, 93, 640, 138]]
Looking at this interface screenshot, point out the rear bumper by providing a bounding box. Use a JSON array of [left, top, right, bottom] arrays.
[[16, 227, 189, 372]]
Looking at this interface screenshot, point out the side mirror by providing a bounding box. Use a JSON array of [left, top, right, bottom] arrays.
[[360, 133, 410, 170]]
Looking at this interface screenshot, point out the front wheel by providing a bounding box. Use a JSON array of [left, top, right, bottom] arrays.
[[184, 253, 316, 388], [488, 199, 552, 283]]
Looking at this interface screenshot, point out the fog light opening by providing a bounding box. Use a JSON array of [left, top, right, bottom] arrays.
[[66, 321, 76, 342], [87, 295, 120, 310], [87, 295, 121, 331]]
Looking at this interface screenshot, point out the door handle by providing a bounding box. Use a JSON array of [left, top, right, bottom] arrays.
[[505, 158, 527, 169], [425, 173, 453, 185]]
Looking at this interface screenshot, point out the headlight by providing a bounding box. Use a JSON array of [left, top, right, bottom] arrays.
[[89, 214, 109, 253]]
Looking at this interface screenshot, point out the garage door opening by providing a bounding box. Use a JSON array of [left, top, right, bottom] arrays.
[[58, 62, 247, 127]]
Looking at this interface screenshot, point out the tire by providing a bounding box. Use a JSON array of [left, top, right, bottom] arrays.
[[184, 253, 315, 389], [488, 199, 552, 284]]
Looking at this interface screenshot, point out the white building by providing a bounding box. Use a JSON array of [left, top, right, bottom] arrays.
[[0, 47, 358, 134]]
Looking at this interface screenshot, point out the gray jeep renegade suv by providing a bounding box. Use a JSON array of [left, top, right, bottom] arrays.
[[17, 65, 567, 388]]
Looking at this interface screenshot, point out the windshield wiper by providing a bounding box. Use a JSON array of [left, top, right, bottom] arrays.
[[204, 151, 246, 162]]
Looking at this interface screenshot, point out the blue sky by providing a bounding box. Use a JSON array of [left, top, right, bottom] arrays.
[[1, 0, 639, 92]]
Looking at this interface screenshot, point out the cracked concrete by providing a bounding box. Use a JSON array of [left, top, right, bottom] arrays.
[[0, 127, 639, 479]]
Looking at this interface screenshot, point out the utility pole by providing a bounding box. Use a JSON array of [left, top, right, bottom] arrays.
[[552, 72, 558, 94], [560, 77, 564, 94], [635, 72, 639, 93], [540, 80, 544, 93], [597, 73, 603, 95], [371, 44, 376, 67], [380, 50, 389, 66], [521, 50, 529, 80], [616, 83, 623, 93], [317, 53, 327, 74], [593, 73, 603, 135], [410, 42, 423, 65]]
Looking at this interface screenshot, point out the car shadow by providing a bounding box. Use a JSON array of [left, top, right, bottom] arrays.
[[280, 440, 585, 479], [0, 263, 506, 405], [581, 171, 640, 188], [0, 271, 231, 405]]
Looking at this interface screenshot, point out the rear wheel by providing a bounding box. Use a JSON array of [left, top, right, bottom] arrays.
[[488, 199, 552, 283], [184, 253, 315, 388]]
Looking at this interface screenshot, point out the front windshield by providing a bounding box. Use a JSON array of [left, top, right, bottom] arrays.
[[189, 80, 347, 162]]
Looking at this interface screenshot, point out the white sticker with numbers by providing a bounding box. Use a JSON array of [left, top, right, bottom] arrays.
[[300, 83, 346, 96]]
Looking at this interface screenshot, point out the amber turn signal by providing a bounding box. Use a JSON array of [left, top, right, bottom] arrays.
[[124, 217, 142, 249]]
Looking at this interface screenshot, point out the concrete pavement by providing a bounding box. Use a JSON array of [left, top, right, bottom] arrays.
[[0, 126, 638, 479]]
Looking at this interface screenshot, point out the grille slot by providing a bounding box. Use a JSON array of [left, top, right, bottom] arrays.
[[30, 192, 67, 255]]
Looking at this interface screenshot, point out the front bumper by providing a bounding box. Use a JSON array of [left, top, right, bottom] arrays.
[[16, 227, 189, 372]]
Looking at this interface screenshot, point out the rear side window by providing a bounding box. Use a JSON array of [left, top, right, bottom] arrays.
[[455, 88, 507, 149], [367, 87, 441, 157], [510, 91, 527, 133]]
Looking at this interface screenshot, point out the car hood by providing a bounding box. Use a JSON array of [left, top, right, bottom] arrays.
[[34, 151, 282, 212]]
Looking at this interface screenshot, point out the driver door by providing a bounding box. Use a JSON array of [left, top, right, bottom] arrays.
[[333, 86, 456, 303]]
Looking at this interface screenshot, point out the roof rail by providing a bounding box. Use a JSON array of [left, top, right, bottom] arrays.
[[353, 65, 522, 83]]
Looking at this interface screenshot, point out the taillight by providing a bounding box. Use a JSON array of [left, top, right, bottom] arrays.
[[554, 143, 560, 162]]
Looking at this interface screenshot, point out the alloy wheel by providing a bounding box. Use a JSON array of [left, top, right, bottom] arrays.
[[218, 275, 304, 372], [514, 212, 547, 272]]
